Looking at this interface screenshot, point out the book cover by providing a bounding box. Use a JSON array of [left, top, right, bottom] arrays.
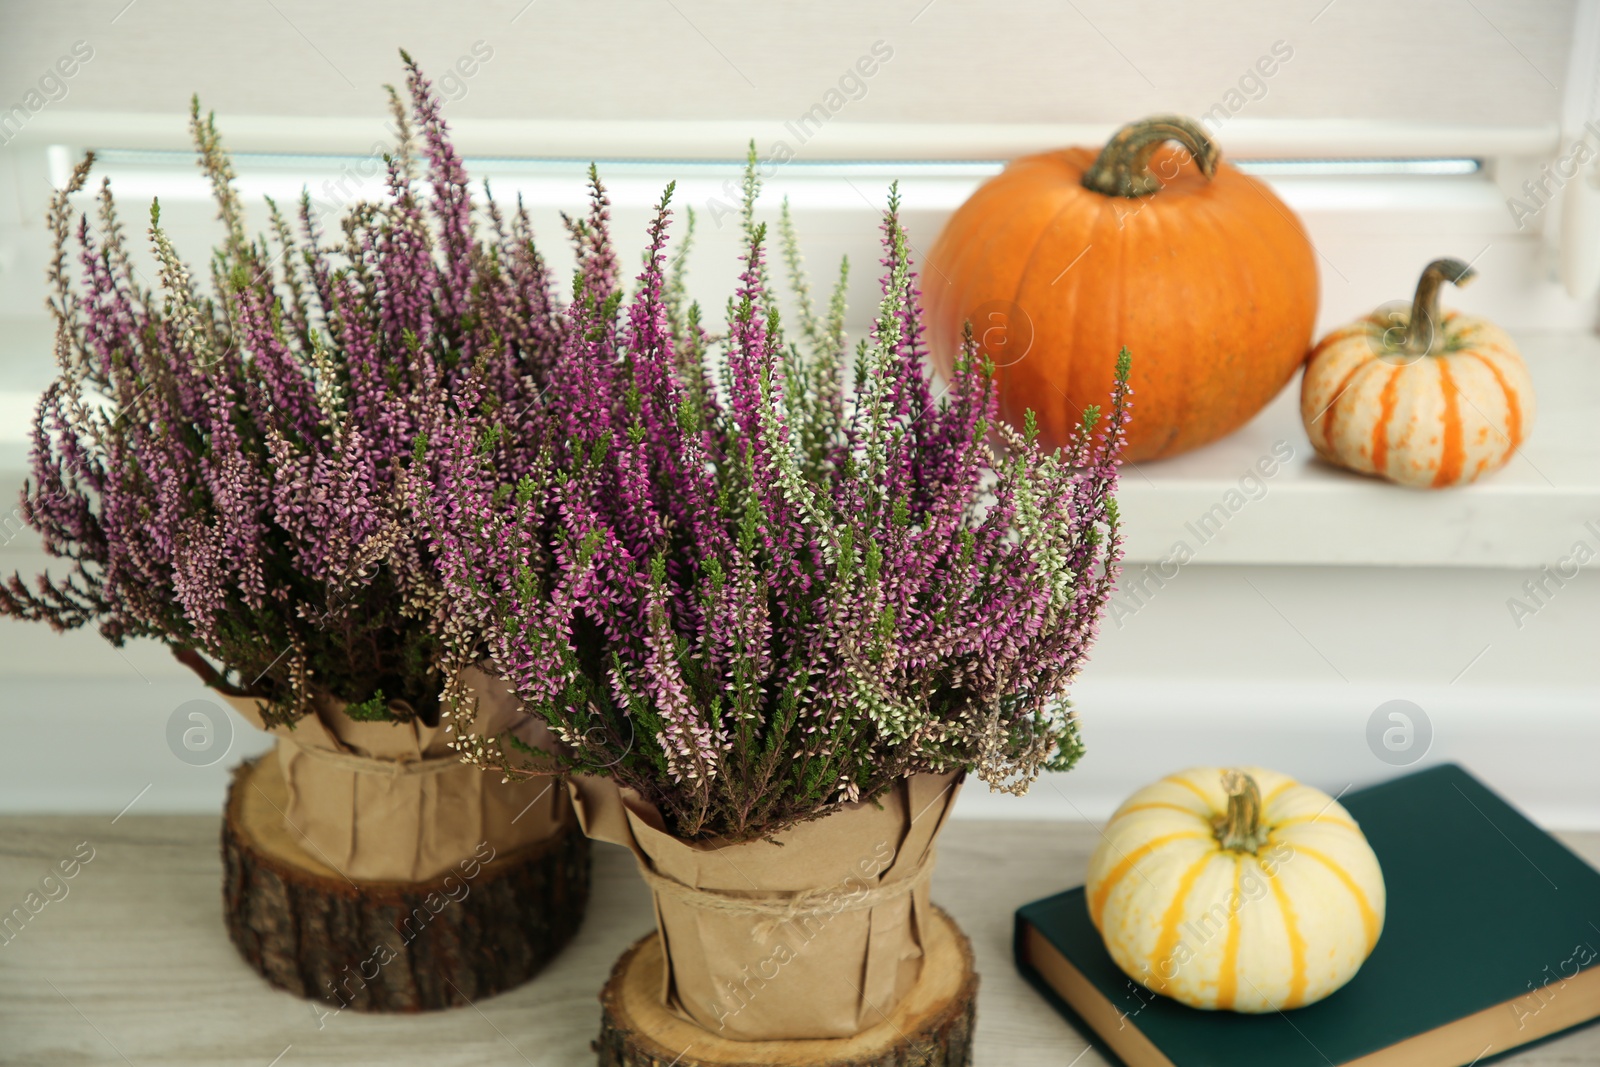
[[1015, 763, 1600, 1067]]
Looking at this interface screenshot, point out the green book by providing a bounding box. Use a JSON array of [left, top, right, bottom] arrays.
[[1015, 763, 1600, 1067]]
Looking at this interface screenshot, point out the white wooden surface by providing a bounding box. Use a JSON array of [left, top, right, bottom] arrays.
[[0, 816, 1596, 1066]]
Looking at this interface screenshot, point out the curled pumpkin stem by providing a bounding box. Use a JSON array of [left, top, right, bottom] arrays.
[[1081, 114, 1220, 198], [1214, 768, 1268, 852], [1403, 257, 1476, 356]]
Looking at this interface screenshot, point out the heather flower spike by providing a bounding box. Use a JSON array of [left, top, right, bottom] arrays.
[[433, 153, 1131, 842]]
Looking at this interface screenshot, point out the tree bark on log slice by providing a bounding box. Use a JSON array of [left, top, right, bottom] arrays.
[[222, 754, 590, 1013], [595, 905, 977, 1067]]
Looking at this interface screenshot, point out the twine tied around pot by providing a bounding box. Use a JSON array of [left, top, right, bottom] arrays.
[[567, 770, 964, 1039], [635, 848, 937, 942]]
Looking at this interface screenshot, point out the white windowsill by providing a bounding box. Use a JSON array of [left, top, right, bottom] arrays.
[[1114, 330, 1600, 569], [4, 329, 1594, 571]]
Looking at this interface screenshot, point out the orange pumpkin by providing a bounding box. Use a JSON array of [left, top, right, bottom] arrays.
[[1300, 259, 1535, 488], [921, 115, 1319, 462]]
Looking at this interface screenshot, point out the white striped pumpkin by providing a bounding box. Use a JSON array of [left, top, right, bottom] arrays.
[[1300, 258, 1534, 489], [1086, 767, 1384, 1013]]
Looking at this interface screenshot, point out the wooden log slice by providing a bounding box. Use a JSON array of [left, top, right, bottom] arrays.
[[222, 754, 590, 1013], [596, 905, 978, 1067]]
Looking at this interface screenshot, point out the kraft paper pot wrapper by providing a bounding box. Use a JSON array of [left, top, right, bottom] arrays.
[[570, 769, 963, 1040], [222, 664, 565, 882]]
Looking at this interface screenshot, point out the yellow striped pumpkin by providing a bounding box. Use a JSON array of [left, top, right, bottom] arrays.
[[1300, 258, 1534, 489], [1086, 767, 1385, 1013]]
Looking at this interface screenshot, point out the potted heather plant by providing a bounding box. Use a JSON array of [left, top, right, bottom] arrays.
[[427, 159, 1129, 1061], [0, 58, 588, 1011]]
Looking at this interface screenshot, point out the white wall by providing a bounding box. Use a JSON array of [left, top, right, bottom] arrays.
[[3, 558, 1595, 826], [0, 0, 1573, 125]]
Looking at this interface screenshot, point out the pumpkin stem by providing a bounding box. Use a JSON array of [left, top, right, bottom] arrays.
[[1081, 115, 1220, 198], [1214, 769, 1268, 852], [1403, 257, 1476, 355]]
